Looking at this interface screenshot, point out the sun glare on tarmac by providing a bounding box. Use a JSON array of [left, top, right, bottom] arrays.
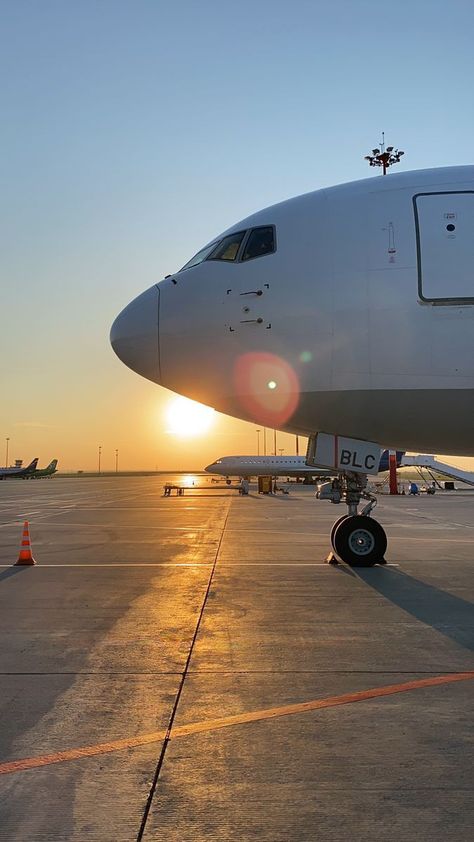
[[165, 396, 215, 437]]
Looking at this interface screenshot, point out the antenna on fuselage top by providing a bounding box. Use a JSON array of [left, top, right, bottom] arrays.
[[364, 132, 405, 175]]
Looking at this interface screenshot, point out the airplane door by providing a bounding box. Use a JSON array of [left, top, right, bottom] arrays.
[[414, 192, 474, 303]]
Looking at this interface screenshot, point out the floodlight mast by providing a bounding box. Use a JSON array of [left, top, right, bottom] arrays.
[[364, 131, 404, 175]]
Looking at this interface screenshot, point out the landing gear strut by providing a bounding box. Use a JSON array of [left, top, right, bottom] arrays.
[[323, 472, 387, 567]]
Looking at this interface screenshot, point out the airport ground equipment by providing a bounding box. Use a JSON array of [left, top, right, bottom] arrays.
[[163, 483, 241, 496], [258, 476, 273, 494], [15, 521, 36, 565], [400, 455, 474, 487]]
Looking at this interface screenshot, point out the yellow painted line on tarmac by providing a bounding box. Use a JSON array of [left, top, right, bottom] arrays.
[[0, 672, 472, 776]]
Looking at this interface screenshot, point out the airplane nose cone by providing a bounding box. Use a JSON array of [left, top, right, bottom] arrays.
[[110, 285, 160, 383]]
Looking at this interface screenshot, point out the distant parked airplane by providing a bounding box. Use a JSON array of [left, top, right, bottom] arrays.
[[0, 458, 38, 480], [205, 451, 404, 479], [30, 459, 58, 479]]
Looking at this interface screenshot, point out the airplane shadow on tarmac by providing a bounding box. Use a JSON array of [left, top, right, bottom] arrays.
[[356, 567, 474, 653]]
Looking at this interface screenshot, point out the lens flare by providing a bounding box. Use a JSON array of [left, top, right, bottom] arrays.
[[233, 352, 300, 426]]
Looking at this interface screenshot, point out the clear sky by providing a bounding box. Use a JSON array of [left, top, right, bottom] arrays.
[[2, 0, 474, 471]]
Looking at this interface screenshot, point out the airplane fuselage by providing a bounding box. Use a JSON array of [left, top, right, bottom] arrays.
[[205, 455, 331, 479], [111, 167, 474, 455], [0, 459, 39, 480]]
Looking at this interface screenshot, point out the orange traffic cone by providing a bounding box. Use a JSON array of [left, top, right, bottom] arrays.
[[15, 521, 36, 565]]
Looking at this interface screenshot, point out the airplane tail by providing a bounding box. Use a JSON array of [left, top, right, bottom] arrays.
[[47, 459, 58, 471], [378, 450, 405, 472], [396, 450, 405, 467], [24, 458, 39, 472]]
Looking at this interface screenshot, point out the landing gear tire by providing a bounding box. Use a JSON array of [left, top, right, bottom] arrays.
[[332, 515, 387, 567], [330, 515, 349, 546]]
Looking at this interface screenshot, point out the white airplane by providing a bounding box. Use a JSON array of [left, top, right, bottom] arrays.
[[206, 454, 330, 480], [111, 165, 474, 567], [205, 450, 402, 479]]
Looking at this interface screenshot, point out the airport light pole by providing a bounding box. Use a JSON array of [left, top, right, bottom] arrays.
[[5, 437, 9, 468], [295, 435, 299, 456], [98, 445, 102, 475], [273, 429, 277, 456], [263, 428, 267, 456], [364, 132, 404, 175], [256, 429, 261, 456], [115, 449, 119, 473]]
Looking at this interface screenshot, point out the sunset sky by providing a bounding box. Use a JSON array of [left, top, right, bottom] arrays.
[[2, 0, 474, 471]]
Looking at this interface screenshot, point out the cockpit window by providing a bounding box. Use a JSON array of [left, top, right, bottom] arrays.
[[242, 226, 275, 261], [208, 231, 246, 261], [180, 241, 220, 272], [180, 225, 275, 272]]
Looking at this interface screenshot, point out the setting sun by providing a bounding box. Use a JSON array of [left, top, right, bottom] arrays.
[[165, 396, 215, 437]]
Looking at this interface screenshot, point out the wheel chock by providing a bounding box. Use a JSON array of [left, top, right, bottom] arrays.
[[15, 521, 36, 565], [326, 551, 339, 565]]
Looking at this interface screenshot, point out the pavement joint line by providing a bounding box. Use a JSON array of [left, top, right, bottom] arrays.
[[0, 563, 215, 568], [0, 522, 27, 530], [136, 499, 232, 841], [0, 563, 400, 568], [65, 501, 226, 512], [399, 510, 474, 530], [0, 670, 466, 675], [0, 671, 185, 675], [389, 536, 474, 543], [0, 518, 221, 531], [184, 562, 401, 567], [0, 672, 472, 778]]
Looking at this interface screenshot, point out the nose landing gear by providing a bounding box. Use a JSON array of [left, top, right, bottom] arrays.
[[324, 472, 387, 567]]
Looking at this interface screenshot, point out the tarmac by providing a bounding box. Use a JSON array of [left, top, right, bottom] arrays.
[[0, 475, 473, 841]]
